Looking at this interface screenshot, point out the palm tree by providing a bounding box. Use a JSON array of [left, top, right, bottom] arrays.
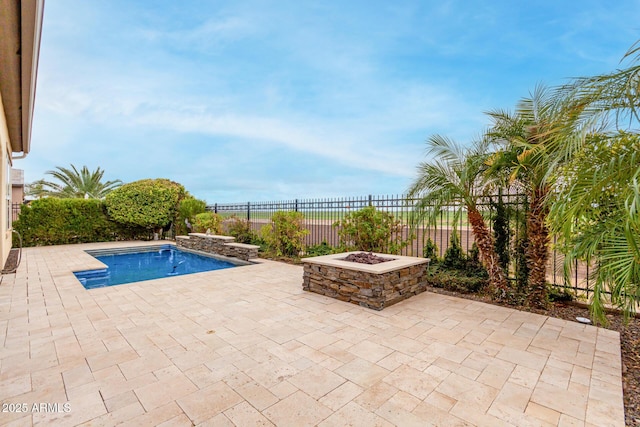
[[555, 40, 640, 136], [27, 165, 122, 199], [549, 132, 640, 323], [485, 85, 587, 309], [548, 41, 640, 322], [408, 135, 510, 299]]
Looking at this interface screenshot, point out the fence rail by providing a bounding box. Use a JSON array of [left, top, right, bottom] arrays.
[[208, 190, 593, 299]]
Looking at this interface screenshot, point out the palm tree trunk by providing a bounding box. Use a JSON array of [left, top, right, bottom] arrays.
[[467, 208, 510, 299], [525, 188, 550, 308]]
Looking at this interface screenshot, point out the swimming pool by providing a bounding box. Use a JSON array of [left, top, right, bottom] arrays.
[[74, 245, 239, 289]]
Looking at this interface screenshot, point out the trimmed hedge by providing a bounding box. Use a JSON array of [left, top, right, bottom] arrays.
[[13, 198, 147, 246], [105, 179, 186, 232]]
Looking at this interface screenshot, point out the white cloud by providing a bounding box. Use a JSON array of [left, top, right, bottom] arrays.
[[34, 72, 480, 181], [139, 15, 256, 52]]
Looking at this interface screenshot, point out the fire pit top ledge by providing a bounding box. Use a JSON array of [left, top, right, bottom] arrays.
[[302, 251, 430, 274]]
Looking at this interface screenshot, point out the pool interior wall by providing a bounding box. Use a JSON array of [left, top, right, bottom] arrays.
[[74, 244, 248, 289]]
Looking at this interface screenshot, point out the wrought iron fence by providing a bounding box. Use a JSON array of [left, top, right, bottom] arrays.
[[12, 203, 21, 222], [208, 190, 592, 298], [7, 194, 591, 298]]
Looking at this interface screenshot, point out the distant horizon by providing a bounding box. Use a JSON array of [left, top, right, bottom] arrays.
[[21, 0, 640, 203]]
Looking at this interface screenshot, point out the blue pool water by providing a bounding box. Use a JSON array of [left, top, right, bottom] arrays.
[[74, 245, 237, 289]]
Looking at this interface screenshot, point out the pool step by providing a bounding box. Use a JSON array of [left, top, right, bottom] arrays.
[[74, 268, 111, 289]]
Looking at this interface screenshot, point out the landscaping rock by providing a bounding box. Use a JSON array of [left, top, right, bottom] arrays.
[[343, 252, 394, 264]]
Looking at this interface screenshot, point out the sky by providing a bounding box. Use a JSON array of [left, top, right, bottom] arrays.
[[22, 0, 640, 203]]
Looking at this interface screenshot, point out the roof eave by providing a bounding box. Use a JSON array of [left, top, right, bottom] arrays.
[[19, 0, 45, 155]]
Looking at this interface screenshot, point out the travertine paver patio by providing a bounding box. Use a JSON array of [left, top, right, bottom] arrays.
[[0, 242, 625, 426]]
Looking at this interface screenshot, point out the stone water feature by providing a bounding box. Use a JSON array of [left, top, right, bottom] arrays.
[[176, 233, 259, 261]]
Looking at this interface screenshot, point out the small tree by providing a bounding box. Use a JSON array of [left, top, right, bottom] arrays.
[[442, 231, 466, 270], [491, 193, 510, 274], [193, 212, 223, 234], [177, 197, 207, 234], [223, 215, 256, 244], [408, 135, 510, 300], [423, 238, 439, 262], [105, 179, 186, 237], [260, 211, 309, 257], [333, 206, 407, 254]]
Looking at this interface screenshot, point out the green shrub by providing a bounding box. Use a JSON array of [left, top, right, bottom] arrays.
[[260, 211, 309, 257], [105, 178, 186, 233], [465, 242, 489, 276], [549, 286, 574, 302], [192, 212, 223, 234], [491, 194, 510, 273], [468, 242, 480, 265], [438, 233, 488, 280], [13, 198, 145, 246], [423, 238, 439, 262], [304, 241, 335, 257], [177, 197, 207, 234], [223, 215, 256, 243], [250, 235, 269, 253], [442, 231, 466, 270], [514, 222, 529, 295], [333, 206, 407, 254], [426, 266, 488, 294]]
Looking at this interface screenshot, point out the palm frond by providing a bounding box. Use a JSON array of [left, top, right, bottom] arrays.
[[29, 164, 122, 199]]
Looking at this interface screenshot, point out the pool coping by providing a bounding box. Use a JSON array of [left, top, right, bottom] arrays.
[[75, 243, 256, 272]]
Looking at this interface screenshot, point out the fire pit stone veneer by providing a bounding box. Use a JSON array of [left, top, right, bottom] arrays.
[[302, 252, 431, 310]]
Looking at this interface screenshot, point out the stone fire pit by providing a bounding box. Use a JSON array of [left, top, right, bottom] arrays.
[[302, 252, 430, 310]]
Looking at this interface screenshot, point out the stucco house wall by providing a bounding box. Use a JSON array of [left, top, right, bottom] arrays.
[[0, 0, 44, 267], [0, 92, 11, 266]]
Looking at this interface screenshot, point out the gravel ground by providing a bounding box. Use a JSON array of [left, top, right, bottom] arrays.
[[1, 248, 20, 273], [425, 286, 640, 426]]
